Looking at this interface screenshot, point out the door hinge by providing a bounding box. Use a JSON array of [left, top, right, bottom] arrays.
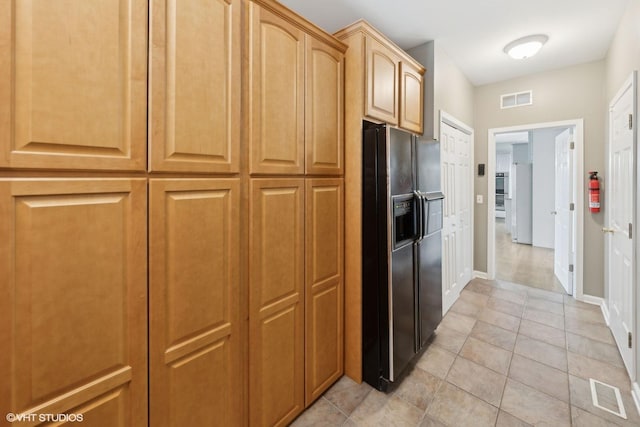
[[629, 223, 633, 239], [629, 332, 633, 348], [630, 114, 633, 130], [569, 203, 575, 211], [569, 264, 574, 273], [570, 141, 575, 150]]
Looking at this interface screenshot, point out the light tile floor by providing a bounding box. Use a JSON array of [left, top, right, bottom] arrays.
[[495, 218, 565, 293], [292, 278, 639, 426]]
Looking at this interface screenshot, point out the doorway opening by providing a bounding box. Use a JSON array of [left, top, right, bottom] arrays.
[[487, 120, 585, 298]]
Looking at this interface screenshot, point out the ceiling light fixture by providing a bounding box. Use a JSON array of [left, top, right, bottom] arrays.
[[503, 34, 548, 59]]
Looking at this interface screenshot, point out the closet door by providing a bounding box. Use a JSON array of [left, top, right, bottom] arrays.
[[249, 4, 305, 175], [0, 0, 147, 171], [0, 179, 147, 426], [305, 179, 344, 405], [149, 179, 241, 427], [149, 0, 240, 173], [249, 179, 304, 426]]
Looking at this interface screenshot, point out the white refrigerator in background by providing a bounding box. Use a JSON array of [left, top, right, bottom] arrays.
[[510, 163, 532, 245]]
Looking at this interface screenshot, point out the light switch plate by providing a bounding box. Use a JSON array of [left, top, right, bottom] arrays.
[[476, 195, 483, 204]]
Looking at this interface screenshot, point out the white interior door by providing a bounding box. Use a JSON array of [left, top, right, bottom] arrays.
[[607, 74, 636, 376], [441, 121, 472, 313], [554, 128, 573, 294]]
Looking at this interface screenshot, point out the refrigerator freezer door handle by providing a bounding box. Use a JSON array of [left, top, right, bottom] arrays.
[[414, 191, 424, 243]]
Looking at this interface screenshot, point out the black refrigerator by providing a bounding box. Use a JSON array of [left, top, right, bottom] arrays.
[[362, 121, 443, 391]]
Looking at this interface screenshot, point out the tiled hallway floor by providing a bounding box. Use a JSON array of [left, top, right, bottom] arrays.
[[292, 279, 639, 426]]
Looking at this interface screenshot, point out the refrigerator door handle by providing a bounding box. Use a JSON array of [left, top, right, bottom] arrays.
[[414, 191, 424, 243]]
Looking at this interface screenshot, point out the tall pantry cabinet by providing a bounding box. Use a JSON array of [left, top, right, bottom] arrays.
[[0, 0, 345, 426], [248, 1, 345, 425], [0, 1, 149, 426]]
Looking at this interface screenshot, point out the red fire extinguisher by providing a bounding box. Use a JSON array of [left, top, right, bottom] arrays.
[[589, 171, 600, 213]]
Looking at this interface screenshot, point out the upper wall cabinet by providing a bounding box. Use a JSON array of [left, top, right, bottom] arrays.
[[149, 0, 240, 173], [0, 0, 148, 171], [399, 62, 424, 134], [336, 20, 425, 135], [365, 37, 400, 126], [249, 3, 305, 175], [305, 36, 344, 175]]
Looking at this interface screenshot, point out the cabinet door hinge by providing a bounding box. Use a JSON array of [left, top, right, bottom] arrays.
[[629, 332, 633, 348]]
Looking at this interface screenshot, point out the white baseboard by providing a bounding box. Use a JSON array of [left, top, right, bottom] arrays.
[[632, 382, 640, 417], [473, 271, 488, 280], [600, 300, 611, 326], [579, 294, 604, 306]]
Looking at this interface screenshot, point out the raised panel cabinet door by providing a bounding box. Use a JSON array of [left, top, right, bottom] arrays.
[[305, 36, 344, 175], [0, 1, 147, 171], [365, 37, 399, 125], [305, 179, 344, 405], [149, 0, 240, 173], [249, 179, 304, 426], [149, 179, 241, 427], [0, 179, 147, 426], [399, 62, 424, 134], [249, 4, 305, 175]]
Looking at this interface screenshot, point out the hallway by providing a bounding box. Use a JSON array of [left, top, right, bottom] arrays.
[[495, 218, 565, 293], [294, 279, 637, 426]]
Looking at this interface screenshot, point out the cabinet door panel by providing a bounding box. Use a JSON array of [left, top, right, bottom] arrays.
[[305, 179, 343, 405], [0, 1, 147, 171], [250, 179, 304, 426], [149, 179, 240, 427], [0, 179, 147, 425], [249, 5, 305, 175], [305, 37, 344, 175], [149, 0, 240, 173], [399, 62, 424, 134], [365, 37, 399, 125]]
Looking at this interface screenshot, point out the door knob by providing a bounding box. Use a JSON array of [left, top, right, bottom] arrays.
[[602, 227, 615, 233]]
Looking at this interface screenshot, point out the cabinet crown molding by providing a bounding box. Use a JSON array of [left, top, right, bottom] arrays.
[[334, 19, 425, 74], [249, 0, 347, 52]]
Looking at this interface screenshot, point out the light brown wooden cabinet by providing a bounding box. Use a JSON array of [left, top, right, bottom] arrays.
[[0, 179, 148, 425], [365, 37, 401, 126], [337, 20, 424, 135], [305, 37, 345, 175], [0, 0, 148, 171], [249, 4, 306, 175], [400, 62, 425, 134], [305, 179, 344, 404], [249, 1, 345, 176], [148, 0, 241, 173], [249, 178, 305, 427], [149, 179, 241, 427]]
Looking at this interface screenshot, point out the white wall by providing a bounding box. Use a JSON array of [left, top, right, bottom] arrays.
[[531, 128, 565, 249], [512, 143, 530, 163]]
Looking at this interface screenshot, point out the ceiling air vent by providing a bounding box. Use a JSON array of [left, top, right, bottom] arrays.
[[500, 90, 533, 109]]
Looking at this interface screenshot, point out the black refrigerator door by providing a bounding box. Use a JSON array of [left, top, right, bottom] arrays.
[[418, 232, 443, 348], [389, 127, 414, 197], [415, 139, 441, 194], [391, 243, 416, 380]]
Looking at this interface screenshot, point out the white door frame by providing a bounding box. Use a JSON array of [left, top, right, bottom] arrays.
[[487, 119, 585, 300], [440, 110, 474, 299]]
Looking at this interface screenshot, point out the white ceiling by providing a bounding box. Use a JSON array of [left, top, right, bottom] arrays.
[[279, 0, 630, 86]]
